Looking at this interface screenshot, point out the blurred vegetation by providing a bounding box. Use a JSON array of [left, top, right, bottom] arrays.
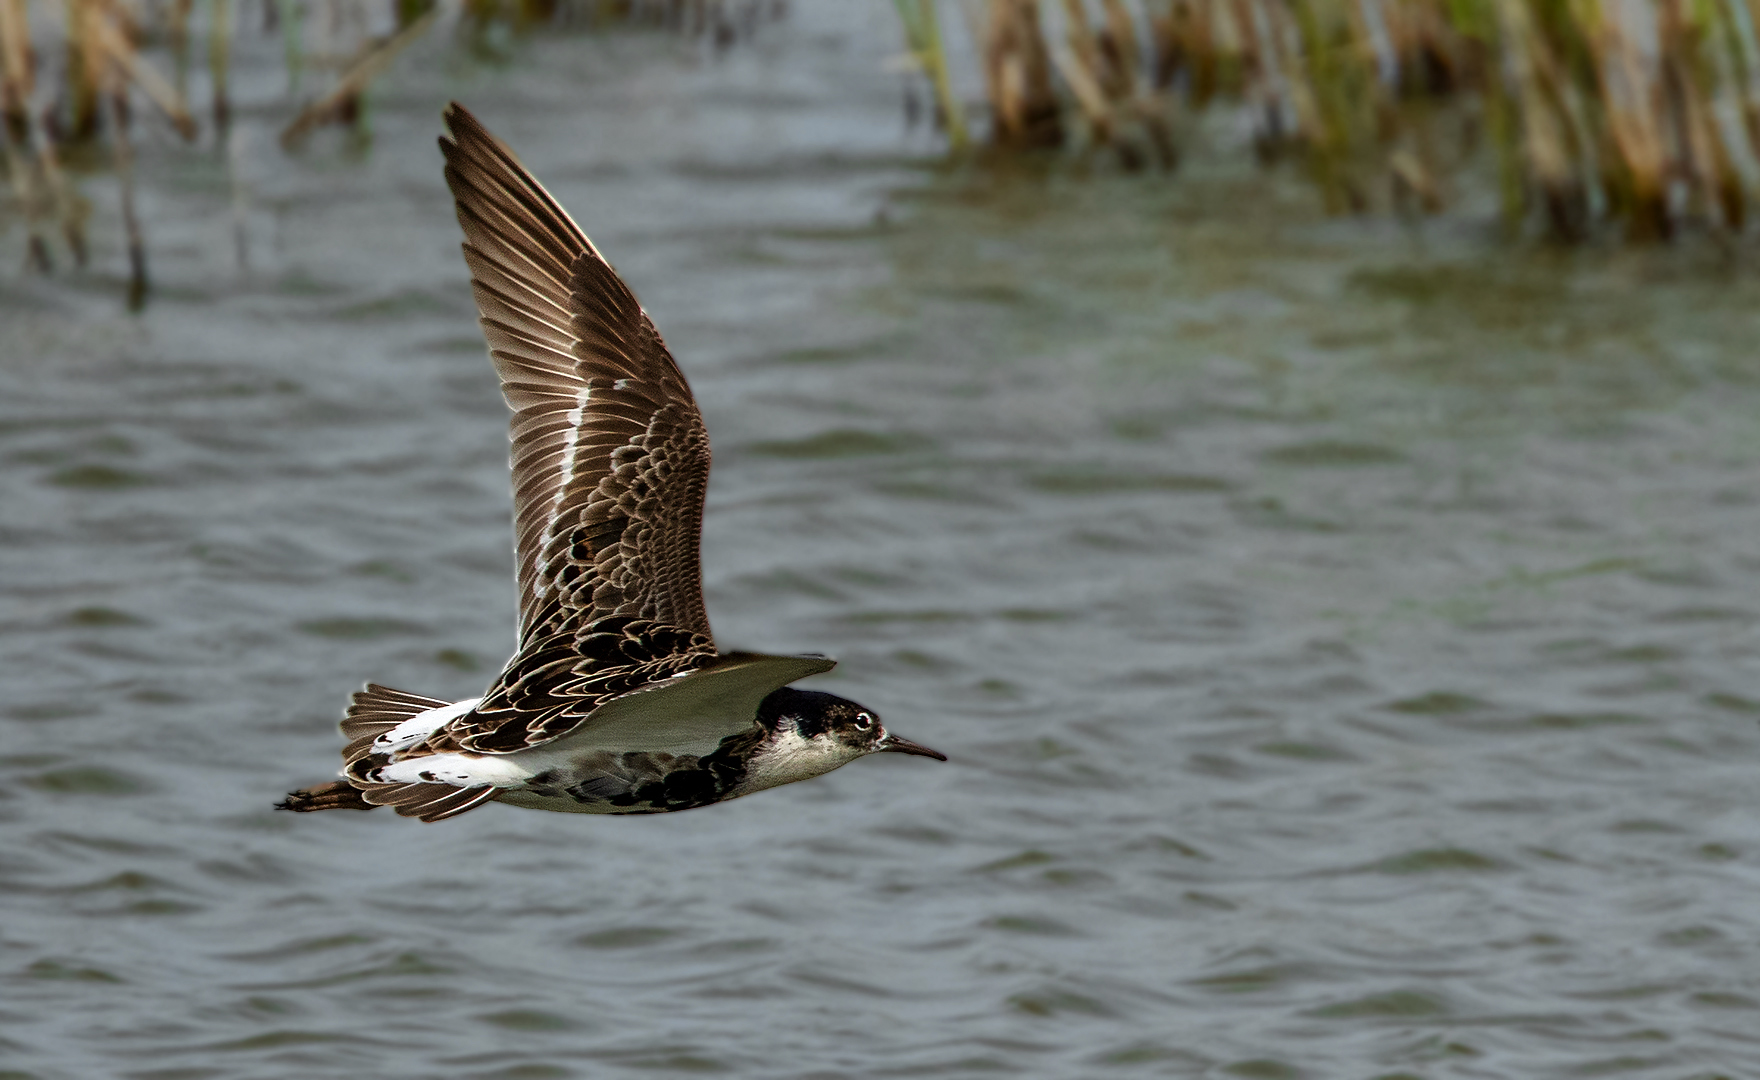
[[4, 0, 1759, 309], [898, 0, 1760, 243], [0, 0, 772, 305]]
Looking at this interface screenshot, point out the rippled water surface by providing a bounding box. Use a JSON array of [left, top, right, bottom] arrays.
[[6, 6, 1760, 1078]]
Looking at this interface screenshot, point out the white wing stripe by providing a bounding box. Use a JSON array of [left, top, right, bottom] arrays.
[[534, 384, 593, 602], [373, 750, 534, 788], [374, 696, 485, 751]]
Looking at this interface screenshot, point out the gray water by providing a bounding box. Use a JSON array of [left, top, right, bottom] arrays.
[[6, 6, 1760, 1078]]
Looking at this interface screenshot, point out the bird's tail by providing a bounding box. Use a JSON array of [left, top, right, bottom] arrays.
[[277, 779, 375, 813], [279, 682, 455, 815], [279, 683, 501, 822], [340, 682, 452, 767]]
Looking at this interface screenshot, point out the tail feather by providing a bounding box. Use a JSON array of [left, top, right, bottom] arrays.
[[277, 780, 375, 813], [362, 780, 500, 822], [342, 682, 451, 742], [277, 776, 498, 822], [341, 682, 452, 769], [281, 683, 497, 823]]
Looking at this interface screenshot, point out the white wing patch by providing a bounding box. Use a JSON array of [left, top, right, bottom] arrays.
[[536, 384, 594, 604], [372, 750, 534, 788], [374, 696, 485, 752]]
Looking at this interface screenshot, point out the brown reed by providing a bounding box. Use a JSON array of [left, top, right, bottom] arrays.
[[5, 0, 1752, 302], [2, 0, 760, 304], [895, 0, 968, 148], [898, 0, 1760, 241], [279, 2, 439, 148]]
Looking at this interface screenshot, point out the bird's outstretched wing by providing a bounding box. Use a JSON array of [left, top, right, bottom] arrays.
[[441, 102, 712, 643], [433, 102, 718, 753]]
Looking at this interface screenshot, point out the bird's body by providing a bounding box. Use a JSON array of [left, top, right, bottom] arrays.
[[340, 681, 895, 816], [280, 105, 942, 823]]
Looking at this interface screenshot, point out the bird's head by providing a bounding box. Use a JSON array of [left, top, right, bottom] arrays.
[[756, 686, 946, 764]]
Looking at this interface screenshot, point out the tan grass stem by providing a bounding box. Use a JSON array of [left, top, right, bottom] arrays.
[[278, 3, 439, 148]]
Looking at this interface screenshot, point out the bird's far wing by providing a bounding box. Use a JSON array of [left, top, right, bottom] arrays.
[[418, 645, 832, 757], [425, 616, 719, 754], [563, 651, 838, 755], [439, 102, 714, 649]]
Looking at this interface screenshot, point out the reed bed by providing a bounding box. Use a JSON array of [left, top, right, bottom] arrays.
[[0, 0, 770, 304], [899, 0, 1760, 241], [5, 0, 1753, 299]]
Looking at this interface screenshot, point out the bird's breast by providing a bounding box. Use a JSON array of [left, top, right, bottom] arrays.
[[731, 728, 855, 796]]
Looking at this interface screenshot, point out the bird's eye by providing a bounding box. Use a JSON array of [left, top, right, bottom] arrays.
[[853, 713, 873, 732]]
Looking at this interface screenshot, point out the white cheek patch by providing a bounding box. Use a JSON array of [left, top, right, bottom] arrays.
[[738, 725, 865, 794]]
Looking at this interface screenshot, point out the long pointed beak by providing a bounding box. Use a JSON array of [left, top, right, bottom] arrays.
[[877, 732, 947, 761]]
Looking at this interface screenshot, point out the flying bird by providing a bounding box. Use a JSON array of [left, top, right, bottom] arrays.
[[279, 104, 944, 823]]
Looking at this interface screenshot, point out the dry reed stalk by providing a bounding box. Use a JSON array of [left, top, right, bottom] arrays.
[[1316, 0, 1377, 205], [3, 0, 793, 302], [108, 94, 146, 307], [36, 127, 88, 263], [1383, 0, 1436, 93], [14, 0, 1760, 266], [1497, 0, 1588, 237], [1059, 1, 1109, 85], [1353, 0, 1407, 153], [1736, 0, 1760, 159], [1149, 0, 1221, 102], [1372, 0, 1451, 214], [893, 0, 969, 149], [1226, 0, 1263, 91], [210, 0, 231, 131], [984, 0, 1063, 146], [1274, 0, 1367, 208], [1389, 144, 1443, 209], [54, 0, 143, 278], [85, 0, 198, 137], [278, 2, 438, 148], [1099, 0, 1138, 88], [1051, 4, 1120, 141], [1, 0, 90, 267], [168, 0, 191, 91], [65, 0, 102, 138], [1589, 10, 1671, 238], [1146, 1, 1176, 88], [1051, 0, 1174, 166], [1111, 0, 1177, 164], [1711, 0, 1760, 164], [908, 0, 1760, 240], [1660, 0, 1743, 230], [1, 131, 53, 269], [1432, 0, 1522, 222], [1049, 37, 1123, 152], [1058, 0, 1122, 98], [1365, 0, 1404, 85], [0, 0, 46, 269], [1235, 0, 1289, 153], [1246, 0, 1293, 135], [0, 0, 31, 129]]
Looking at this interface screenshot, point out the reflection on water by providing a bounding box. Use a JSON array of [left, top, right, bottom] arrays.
[[5, 5, 1760, 1078]]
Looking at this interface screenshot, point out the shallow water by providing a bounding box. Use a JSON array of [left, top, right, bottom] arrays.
[[6, 6, 1760, 1078]]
